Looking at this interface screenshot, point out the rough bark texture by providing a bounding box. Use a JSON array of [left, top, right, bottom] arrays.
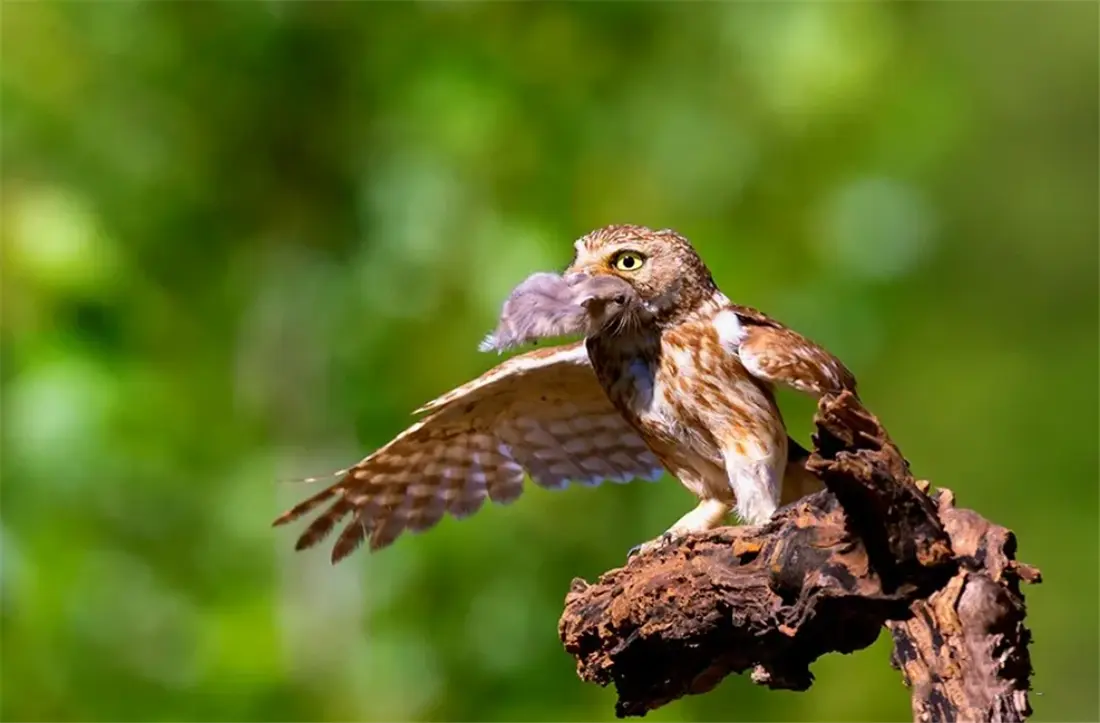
[[558, 391, 1040, 720]]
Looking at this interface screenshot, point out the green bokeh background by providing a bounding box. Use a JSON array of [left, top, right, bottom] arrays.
[[2, 3, 1097, 721]]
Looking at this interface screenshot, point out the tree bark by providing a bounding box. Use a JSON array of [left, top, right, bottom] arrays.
[[558, 391, 1040, 720]]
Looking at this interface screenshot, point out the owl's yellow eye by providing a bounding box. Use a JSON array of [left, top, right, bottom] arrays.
[[611, 250, 646, 272]]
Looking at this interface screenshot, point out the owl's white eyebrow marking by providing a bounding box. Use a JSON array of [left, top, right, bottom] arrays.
[[562, 238, 586, 272]]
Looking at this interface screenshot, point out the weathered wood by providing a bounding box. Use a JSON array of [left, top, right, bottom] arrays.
[[558, 391, 1039, 720], [888, 489, 1040, 722]]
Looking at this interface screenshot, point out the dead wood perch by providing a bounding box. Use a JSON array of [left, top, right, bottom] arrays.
[[558, 391, 1041, 721]]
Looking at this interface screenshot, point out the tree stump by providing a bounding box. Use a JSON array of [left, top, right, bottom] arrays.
[[558, 391, 1041, 721]]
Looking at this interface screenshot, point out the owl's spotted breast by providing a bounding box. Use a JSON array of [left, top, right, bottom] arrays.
[[585, 306, 787, 506], [661, 318, 785, 452]]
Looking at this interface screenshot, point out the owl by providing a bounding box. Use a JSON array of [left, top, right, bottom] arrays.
[[274, 225, 858, 562]]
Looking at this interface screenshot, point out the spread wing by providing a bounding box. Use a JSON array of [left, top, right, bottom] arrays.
[[272, 342, 664, 563], [729, 303, 858, 399]]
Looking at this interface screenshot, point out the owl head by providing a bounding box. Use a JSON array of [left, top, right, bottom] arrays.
[[565, 225, 718, 324]]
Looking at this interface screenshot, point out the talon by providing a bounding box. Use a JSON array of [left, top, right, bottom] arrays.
[[626, 531, 684, 560]]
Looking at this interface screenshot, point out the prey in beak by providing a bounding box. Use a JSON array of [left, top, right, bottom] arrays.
[[478, 271, 651, 354]]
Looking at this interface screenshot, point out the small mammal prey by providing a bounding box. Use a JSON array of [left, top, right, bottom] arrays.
[[479, 272, 652, 353]]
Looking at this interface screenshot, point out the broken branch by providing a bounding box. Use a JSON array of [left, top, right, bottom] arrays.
[[558, 392, 1039, 720]]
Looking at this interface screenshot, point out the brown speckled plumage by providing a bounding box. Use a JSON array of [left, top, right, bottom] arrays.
[[274, 225, 857, 562]]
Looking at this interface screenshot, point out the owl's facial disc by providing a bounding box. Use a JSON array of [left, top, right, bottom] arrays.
[[568, 225, 720, 325]]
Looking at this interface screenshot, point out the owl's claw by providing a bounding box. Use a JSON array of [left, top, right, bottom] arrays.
[[626, 530, 683, 560]]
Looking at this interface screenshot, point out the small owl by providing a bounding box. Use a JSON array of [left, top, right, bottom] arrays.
[[274, 225, 856, 562]]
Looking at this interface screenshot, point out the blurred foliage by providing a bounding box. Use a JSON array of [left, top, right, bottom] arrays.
[[1, 2, 1097, 722]]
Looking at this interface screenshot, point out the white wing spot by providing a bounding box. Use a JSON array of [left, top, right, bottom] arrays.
[[713, 309, 746, 352], [739, 352, 777, 389]]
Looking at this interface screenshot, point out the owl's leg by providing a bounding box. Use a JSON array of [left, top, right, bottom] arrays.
[[724, 445, 785, 526], [627, 499, 731, 558], [667, 498, 733, 534]]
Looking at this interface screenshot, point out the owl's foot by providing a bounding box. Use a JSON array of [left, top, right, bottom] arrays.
[[627, 501, 733, 559], [626, 530, 684, 560]]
